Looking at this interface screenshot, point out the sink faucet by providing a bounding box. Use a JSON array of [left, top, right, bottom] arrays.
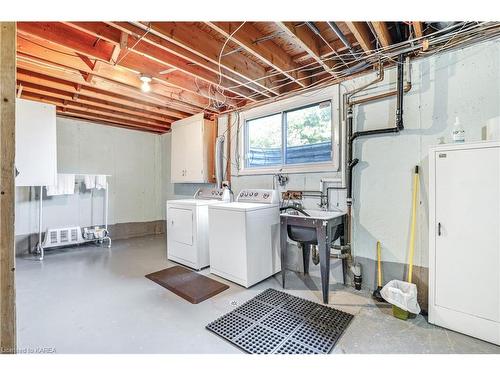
[[291, 201, 303, 210], [318, 196, 328, 211]]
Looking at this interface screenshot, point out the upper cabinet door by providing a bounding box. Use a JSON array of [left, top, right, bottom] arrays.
[[170, 113, 213, 183], [15, 99, 57, 187], [182, 117, 204, 181], [170, 119, 188, 182]]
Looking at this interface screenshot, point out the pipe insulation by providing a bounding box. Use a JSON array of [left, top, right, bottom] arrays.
[[215, 135, 225, 189]]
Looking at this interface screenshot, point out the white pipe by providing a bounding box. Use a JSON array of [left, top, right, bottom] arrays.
[[105, 181, 109, 231], [215, 135, 225, 188], [37, 185, 44, 260]]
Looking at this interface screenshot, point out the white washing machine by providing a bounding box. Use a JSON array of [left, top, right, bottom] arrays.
[[166, 188, 231, 270], [208, 189, 281, 288]]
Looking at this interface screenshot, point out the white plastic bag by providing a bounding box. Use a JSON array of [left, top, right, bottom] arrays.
[[380, 280, 421, 314]]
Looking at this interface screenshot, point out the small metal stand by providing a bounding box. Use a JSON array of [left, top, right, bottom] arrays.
[[34, 176, 111, 260]]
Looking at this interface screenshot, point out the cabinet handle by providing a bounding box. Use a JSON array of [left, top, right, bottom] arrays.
[[438, 222, 442, 236]]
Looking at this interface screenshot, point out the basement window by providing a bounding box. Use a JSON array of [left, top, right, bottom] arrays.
[[243, 100, 335, 173]]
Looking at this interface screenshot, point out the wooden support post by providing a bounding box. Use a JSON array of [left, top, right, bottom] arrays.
[[0, 22, 17, 354]]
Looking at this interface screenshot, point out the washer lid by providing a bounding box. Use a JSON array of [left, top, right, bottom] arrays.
[[209, 202, 278, 212], [167, 198, 223, 206]]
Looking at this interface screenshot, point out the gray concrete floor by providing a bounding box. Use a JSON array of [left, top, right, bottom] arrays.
[[16, 235, 500, 354]]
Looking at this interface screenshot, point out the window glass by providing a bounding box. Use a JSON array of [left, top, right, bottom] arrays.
[[243, 101, 333, 169], [285, 102, 332, 164], [246, 113, 282, 168]]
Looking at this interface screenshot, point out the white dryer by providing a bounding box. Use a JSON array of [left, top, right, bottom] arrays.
[[166, 188, 231, 270], [208, 189, 280, 288]]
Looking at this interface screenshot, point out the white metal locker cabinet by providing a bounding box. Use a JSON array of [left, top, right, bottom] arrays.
[[429, 141, 500, 345]]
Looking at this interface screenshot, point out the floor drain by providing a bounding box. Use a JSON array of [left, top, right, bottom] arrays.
[[207, 288, 354, 354]]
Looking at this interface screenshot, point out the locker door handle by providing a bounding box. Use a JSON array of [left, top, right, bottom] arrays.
[[438, 222, 442, 236]]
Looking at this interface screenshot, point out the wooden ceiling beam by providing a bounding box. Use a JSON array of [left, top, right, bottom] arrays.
[[107, 22, 266, 102], [345, 22, 375, 54], [412, 22, 424, 38], [16, 27, 219, 111], [17, 22, 115, 62], [64, 22, 254, 104], [16, 66, 189, 120], [18, 81, 174, 123], [132, 22, 279, 97], [206, 22, 310, 88], [275, 22, 336, 77], [371, 22, 392, 48], [116, 52, 235, 108], [55, 107, 167, 132], [21, 90, 170, 131], [19, 57, 201, 115], [16, 39, 203, 114], [57, 112, 165, 134]]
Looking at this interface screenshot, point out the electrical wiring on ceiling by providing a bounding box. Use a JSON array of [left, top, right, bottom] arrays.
[[118, 20, 499, 114], [222, 21, 500, 110], [178, 21, 500, 114]]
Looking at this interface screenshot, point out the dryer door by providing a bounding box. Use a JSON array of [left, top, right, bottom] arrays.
[[168, 207, 194, 245]]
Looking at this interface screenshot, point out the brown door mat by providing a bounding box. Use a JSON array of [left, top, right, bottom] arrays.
[[145, 266, 229, 304]]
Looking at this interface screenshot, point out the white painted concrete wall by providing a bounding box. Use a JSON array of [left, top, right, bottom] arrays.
[[164, 38, 500, 269], [15, 117, 166, 235]]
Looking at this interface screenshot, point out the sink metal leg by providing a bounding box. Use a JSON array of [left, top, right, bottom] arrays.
[[317, 223, 330, 304], [280, 218, 288, 289], [302, 243, 311, 274]]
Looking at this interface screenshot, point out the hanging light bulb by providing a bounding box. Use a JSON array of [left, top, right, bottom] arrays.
[[139, 74, 152, 92]]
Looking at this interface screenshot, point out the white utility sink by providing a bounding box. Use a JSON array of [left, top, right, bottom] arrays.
[[280, 208, 346, 220]]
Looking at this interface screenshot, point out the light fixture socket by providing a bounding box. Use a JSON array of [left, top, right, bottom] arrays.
[[140, 74, 152, 83]]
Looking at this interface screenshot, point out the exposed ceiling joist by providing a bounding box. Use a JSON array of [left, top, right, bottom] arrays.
[[370, 22, 392, 48], [21, 89, 169, 130], [345, 22, 375, 54], [17, 24, 233, 111], [275, 22, 337, 77], [57, 112, 164, 134], [412, 22, 424, 38], [18, 81, 173, 123], [64, 22, 254, 105], [134, 22, 280, 97], [16, 36, 206, 114], [205, 22, 310, 88], [16, 63, 191, 119]]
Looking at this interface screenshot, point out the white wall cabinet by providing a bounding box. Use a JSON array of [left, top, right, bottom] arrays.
[[15, 99, 57, 187], [429, 141, 500, 345], [170, 113, 215, 183]]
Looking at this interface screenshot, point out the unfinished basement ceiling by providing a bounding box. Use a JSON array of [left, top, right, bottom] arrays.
[[15, 21, 500, 133]]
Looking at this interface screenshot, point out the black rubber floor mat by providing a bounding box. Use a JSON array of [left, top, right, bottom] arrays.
[[206, 288, 353, 354]]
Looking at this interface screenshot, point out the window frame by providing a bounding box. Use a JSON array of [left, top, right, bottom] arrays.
[[238, 87, 340, 175]]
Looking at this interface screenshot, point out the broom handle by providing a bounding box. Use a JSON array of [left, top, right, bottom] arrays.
[[408, 166, 419, 284], [377, 241, 382, 287]]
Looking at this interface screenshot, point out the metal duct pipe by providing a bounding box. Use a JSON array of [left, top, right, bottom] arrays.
[[305, 22, 322, 36], [214, 135, 225, 189], [326, 21, 357, 56]]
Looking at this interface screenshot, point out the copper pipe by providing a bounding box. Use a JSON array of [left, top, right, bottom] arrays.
[[349, 82, 412, 106]]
